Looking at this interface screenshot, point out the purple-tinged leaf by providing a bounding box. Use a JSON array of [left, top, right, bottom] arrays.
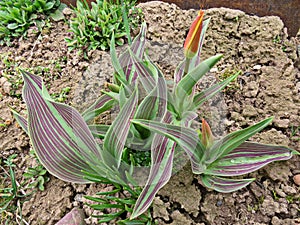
[[181, 111, 198, 127], [135, 76, 167, 121], [103, 90, 138, 168], [205, 142, 297, 176], [135, 88, 158, 121], [131, 119, 205, 173], [89, 124, 110, 139], [110, 33, 128, 86], [131, 134, 175, 219], [21, 70, 102, 183], [118, 22, 147, 82], [11, 109, 28, 134], [193, 71, 240, 109], [201, 175, 254, 193], [129, 49, 156, 93], [174, 60, 185, 84], [204, 117, 273, 164], [82, 95, 116, 122]]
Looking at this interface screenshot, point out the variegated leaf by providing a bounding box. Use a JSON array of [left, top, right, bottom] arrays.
[[131, 119, 205, 173], [118, 22, 147, 82], [103, 90, 138, 168], [192, 71, 240, 109], [131, 112, 174, 219], [201, 175, 255, 193], [21, 70, 102, 183], [204, 117, 273, 164], [205, 142, 296, 176], [82, 95, 116, 122], [176, 54, 223, 96], [11, 109, 28, 134]]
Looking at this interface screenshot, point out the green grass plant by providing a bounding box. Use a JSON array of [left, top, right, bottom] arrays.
[[65, 0, 142, 56], [0, 0, 64, 45]]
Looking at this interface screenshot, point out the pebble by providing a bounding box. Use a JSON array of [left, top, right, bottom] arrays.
[[62, 7, 72, 15], [210, 67, 218, 72], [253, 64, 262, 70], [293, 174, 300, 186]]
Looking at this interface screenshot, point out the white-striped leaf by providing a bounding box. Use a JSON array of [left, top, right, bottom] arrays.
[[11, 109, 28, 134], [131, 119, 205, 173], [192, 71, 240, 109], [118, 22, 147, 82], [201, 175, 255, 193], [21, 70, 102, 183], [129, 49, 156, 93], [205, 142, 297, 176], [103, 90, 138, 168], [204, 117, 273, 164], [131, 134, 175, 219], [82, 95, 116, 122]]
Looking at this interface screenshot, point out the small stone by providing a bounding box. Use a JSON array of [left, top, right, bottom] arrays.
[[242, 105, 257, 117], [293, 174, 300, 185], [56, 208, 86, 225], [273, 118, 290, 128], [253, 64, 262, 70], [63, 7, 72, 15], [210, 67, 218, 72]]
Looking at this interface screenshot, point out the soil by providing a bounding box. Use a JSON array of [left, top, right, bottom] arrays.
[[0, 1, 300, 224]]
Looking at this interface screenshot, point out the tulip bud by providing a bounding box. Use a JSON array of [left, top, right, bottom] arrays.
[[201, 118, 214, 148], [184, 10, 205, 59]]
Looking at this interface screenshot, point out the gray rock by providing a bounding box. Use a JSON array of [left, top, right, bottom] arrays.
[[56, 208, 86, 225]]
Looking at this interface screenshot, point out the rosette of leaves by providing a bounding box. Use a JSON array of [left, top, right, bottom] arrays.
[[0, 0, 64, 45], [13, 13, 298, 223], [65, 0, 142, 56]]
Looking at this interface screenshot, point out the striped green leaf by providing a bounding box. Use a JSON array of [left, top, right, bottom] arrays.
[[129, 49, 156, 93], [118, 22, 147, 82], [21, 70, 102, 183], [131, 134, 175, 219], [176, 54, 223, 96], [82, 95, 116, 122], [205, 142, 297, 176], [103, 90, 138, 168], [89, 124, 110, 139], [204, 117, 273, 164], [131, 119, 205, 173], [201, 175, 255, 193], [192, 71, 240, 109], [11, 109, 28, 134]]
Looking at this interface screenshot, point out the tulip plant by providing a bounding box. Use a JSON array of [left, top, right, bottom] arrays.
[[13, 9, 298, 222]]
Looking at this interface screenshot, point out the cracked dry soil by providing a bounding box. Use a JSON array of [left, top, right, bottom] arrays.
[[0, 1, 299, 224]]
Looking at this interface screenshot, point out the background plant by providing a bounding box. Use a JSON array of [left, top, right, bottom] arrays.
[[65, 0, 142, 56], [0, 0, 65, 46], [0, 155, 27, 224]]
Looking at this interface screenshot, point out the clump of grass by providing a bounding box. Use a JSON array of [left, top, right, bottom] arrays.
[[0, 0, 64, 46], [65, 0, 143, 56], [0, 152, 49, 224]]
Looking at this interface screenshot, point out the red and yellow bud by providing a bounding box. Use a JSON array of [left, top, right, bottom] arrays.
[[201, 118, 214, 148], [184, 10, 205, 59]]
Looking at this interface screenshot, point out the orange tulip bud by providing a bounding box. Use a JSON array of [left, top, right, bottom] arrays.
[[184, 10, 205, 59], [201, 118, 214, 148]]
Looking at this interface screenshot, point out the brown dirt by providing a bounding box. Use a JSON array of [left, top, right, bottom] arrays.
[[0, 1, 299, 224]]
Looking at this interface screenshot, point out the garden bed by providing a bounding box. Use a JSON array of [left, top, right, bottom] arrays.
[[0, 1, 299, 224]]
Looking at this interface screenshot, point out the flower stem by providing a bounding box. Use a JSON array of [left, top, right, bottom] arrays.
[[184, 58, 191, 76]]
